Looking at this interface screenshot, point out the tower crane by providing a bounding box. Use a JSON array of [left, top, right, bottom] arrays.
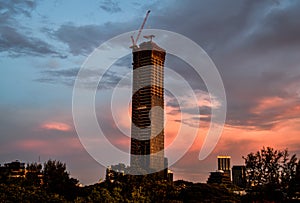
[[130, 10, 151, 48]]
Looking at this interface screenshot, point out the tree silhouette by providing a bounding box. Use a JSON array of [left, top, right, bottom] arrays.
[[243, 146, 298, 201], [43, 160, 78, 200], [25, 162, 42, 186]]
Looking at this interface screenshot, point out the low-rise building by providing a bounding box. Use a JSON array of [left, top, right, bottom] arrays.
[[207, 170, 231, 185], [232, 165, 246, 188], [1, 160, 26, 179]]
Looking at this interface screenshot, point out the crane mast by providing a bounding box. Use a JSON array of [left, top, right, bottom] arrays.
[[131, 10, 151, 48]]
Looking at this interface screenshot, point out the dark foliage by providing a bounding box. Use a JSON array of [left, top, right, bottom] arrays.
[[0, 152, 299, 202], [43, 160, 79, 201], [243, 146, 298, 202]]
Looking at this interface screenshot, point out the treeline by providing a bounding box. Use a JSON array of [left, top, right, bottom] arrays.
[[0, 160, 79, 201], [0, 175, 240, 202], [0, 147, 299, 202], [0, 160, 240, 202]]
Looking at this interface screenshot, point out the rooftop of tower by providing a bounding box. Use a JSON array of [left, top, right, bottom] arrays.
[[217, 156, 231, 159], [133, 40, 166, 53]]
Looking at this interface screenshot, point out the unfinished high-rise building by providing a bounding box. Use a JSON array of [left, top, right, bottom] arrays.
[[130, 40, 166, 176]]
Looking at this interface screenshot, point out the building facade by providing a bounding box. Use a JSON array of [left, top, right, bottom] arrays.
[[232, 165, 246, 188], [217, 156, 231, 180], [207, 170, 231, 185], [130, 40, 166, 175], [0, 160, 26, 181]]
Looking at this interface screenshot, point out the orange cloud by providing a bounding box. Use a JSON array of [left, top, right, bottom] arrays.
[[14, 137, 83, 155], [110, 136, 130, 151], [252, 96, 284, 114], [41, 122, 72, 132], [251, 96, 300, 120]]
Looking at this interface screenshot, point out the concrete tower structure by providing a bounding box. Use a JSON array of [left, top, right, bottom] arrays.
[[130, 40, 166, 175], [217, 155, 231, 180]]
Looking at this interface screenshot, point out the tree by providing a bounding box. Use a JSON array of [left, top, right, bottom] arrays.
[[43, 160, 79, 201], [243, 147, 298, 200], [25, 162, 42, 186]]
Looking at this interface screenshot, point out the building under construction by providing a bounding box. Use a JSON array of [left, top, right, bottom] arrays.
[[130, 40, 166, 176]]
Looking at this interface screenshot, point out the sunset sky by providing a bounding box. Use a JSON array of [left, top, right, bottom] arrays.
[[1, 0, 300, 185]]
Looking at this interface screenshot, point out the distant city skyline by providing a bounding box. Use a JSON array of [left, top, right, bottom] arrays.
[[1, 0, 300, 185]]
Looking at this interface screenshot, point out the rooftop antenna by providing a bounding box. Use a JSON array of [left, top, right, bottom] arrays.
[[130, 10, 151, 48]]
